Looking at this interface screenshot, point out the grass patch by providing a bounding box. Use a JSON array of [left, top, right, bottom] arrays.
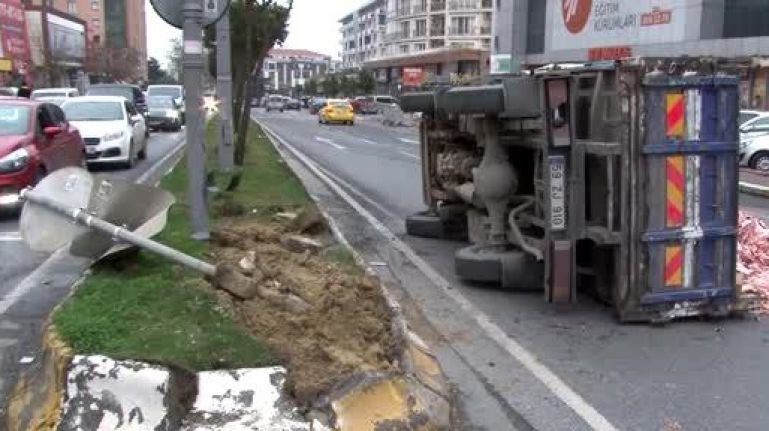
[[320, 245, 364, 276], [53, 120, 312, 371]]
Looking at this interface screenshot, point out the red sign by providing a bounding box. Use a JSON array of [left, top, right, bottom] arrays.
[[402, 67, 424, 87], [562, 0, 592, 34], [0, 0, 31, 78], [641, 7, 673, 27], [588, 46, 633, 61]]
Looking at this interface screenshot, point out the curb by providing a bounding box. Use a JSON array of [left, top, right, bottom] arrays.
[[6, 324, 72, 431], [258, 120, 454, 430], [739, 181, 769, 198], [4, 140, 186, 431]]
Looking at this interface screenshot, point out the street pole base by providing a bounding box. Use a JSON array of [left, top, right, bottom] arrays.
[[191, 231, 210, 241]]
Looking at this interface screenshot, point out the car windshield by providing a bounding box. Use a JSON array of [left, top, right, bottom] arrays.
[[32, 91, 66, 99], [740, 112, 759, 125], [0, 106, 30, 136], [332, 102, 351, 108], [63, 101, 124, 121], [269, 96, 283, 102], [88, 87, 133, 100], [149, 87, 181, 98], [148, 96, 174, 108]]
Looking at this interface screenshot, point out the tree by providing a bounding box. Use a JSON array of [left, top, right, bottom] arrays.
[[84, 46, 142, 82], [305, 78, 318, 95], [148, 57, 175, 84], [358, 69, 375, 95], [204, 0, 293, 174], [339, 74, 357, 97], [167, 38, 183, 82], [322, 74, 339, 97]]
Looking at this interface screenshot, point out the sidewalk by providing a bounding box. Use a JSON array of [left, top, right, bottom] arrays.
[[739, 169, 769, 197]]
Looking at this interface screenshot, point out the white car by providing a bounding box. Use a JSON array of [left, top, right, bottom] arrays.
[[62, 96, 148, 169], [739, 110, 769, 139], [740, 134, 769, 171], [147, 85, 185, 123], [31, 87, 79, 105]]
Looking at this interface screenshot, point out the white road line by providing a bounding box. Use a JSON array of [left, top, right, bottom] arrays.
[[398, 150, 419, 160], [0, 231, 22, 242], [398, 137, 420, 145], [314, 136, 346, 150], [361, 138, 377, 145], [260, 122, 619, 431]]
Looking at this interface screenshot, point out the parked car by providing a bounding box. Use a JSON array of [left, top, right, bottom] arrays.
[[62, 96, 148, 169], [309, 97, 327, 115], [0, 98, 85, 208], [86, 84, 148, 119], [740, 133, 769, 171], [146, 96, 183, 132], [31, 87, 79, 105], [318, 99, 355, 125], [372, 95, 399, 113], [740, 110, 769, 140], [285, 98, 301, 110], [0, 87, 18, 96], [265, 95, 286, 112], [351, 96, 377, 114], [147, 85, 185, 124]]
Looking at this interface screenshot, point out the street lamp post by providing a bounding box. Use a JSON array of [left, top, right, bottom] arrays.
[[216, 7, 234, 171]]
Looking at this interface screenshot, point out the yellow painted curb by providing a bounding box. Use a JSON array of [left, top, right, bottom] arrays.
[[6, 325, 72, 431]]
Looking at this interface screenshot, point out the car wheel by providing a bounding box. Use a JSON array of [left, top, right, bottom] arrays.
[[138, 141, 147, 160], [145, 128, 150, 139], [750, 151, 769, 171]]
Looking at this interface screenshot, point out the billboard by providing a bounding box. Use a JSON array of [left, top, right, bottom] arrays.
[[0, 0, 32, 76], [402, 67, 424, 87], [548, 0, 687, 53], [47, 13, 85, 64]]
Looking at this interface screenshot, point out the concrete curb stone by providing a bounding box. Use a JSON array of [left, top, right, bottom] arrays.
[[739, 181, 769, 198]]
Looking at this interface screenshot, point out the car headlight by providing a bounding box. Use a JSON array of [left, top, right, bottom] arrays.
[[103, 131, 125, 141], [741, 140, 752, 150], [0, 148, 30, 173], [165, 110, 179, 118]]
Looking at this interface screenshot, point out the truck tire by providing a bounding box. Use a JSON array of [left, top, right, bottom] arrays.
[[455, 245, 543, 291], [406, 209, 467, 240]]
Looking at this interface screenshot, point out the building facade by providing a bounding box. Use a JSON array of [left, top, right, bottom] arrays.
[[339, 0, 495, 94], [492, 0, 769, 108], [339, 0, 386, 70], [263, 49, 333, 96]]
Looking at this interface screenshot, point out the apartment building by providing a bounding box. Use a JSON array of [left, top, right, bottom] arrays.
[[263, 49, 332, 96], [339, 0, 493, 94], [339, 0, 386, 70]]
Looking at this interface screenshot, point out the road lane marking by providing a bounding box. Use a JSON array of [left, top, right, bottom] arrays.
[[260, 122, 619, 431], [399, 151, 419, 160], [0, 231, 22, 242], [314, 136, 346, 150], [398, 137, 420, 145], [361, 138, 377, 145]]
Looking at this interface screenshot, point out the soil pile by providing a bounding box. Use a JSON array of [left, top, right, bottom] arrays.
[[210, 220, 398, 405], [738, 211, 769, 313]]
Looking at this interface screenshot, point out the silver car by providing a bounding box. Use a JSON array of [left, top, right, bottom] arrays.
[[265, 95, 286, 112]]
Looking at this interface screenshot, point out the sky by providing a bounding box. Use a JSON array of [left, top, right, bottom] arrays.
[[146, 0, 369, 67]]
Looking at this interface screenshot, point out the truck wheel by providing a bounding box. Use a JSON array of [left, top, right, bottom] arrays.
[[455, 245, 543, 290], [406, 209, 467, 240]]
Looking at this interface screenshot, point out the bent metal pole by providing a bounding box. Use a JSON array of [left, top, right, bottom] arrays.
[[21, 189, 217, 277]]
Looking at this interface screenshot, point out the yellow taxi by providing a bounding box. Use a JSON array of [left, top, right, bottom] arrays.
[[318, 99, 355, 125]]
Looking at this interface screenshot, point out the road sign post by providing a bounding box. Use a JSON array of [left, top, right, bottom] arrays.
[[216, 8, 234, 171], [182, 0, 210, 240], [149, 0, 230, 241]]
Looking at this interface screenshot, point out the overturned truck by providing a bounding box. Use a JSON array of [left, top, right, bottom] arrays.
[[401, 58, 746, 322]]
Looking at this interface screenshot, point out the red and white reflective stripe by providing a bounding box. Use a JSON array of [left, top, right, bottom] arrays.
[[683, 89, 702, 289], [685, 89, 701, 141]]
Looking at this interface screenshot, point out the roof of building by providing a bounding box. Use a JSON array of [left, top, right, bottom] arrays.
[[339, 0, 382, 23], [268, 49, 330, 60]]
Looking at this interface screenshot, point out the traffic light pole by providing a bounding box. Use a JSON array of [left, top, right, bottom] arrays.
[[216, 7, 234, 171], [183, 0, 210, 240]]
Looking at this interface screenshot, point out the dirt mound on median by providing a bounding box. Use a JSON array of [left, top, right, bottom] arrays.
[[210, 219, 399, 406]]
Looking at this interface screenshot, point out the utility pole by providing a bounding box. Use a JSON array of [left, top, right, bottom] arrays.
[[182, 0, 210, 240], [216, 6, 234, 171]]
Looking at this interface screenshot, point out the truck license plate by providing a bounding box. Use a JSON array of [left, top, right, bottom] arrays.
[[549, 156, 566, 231]]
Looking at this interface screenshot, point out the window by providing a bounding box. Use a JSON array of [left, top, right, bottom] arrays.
[[450, 16, 474, 35], [91, 0, 99, 10], [400, 44, 409, 54], [740, 112, 759, 125], [415, 43, 426, 52], [415, 19, 427, 37], [400, 21, 410, 38], [67, 0, 77, 14], [748, 117, 769, 131], [0, 106, 31, 136]]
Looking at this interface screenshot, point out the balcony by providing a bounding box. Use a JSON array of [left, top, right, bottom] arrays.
[[448, 26, 487, 36], [397, 3, 428, 17], [448, 0, 492, 10], [430, 26, 445, 36]]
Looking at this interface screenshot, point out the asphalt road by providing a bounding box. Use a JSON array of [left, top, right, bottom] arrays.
[[0, 129, 185, 419], [256, 108, 769, 431]]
